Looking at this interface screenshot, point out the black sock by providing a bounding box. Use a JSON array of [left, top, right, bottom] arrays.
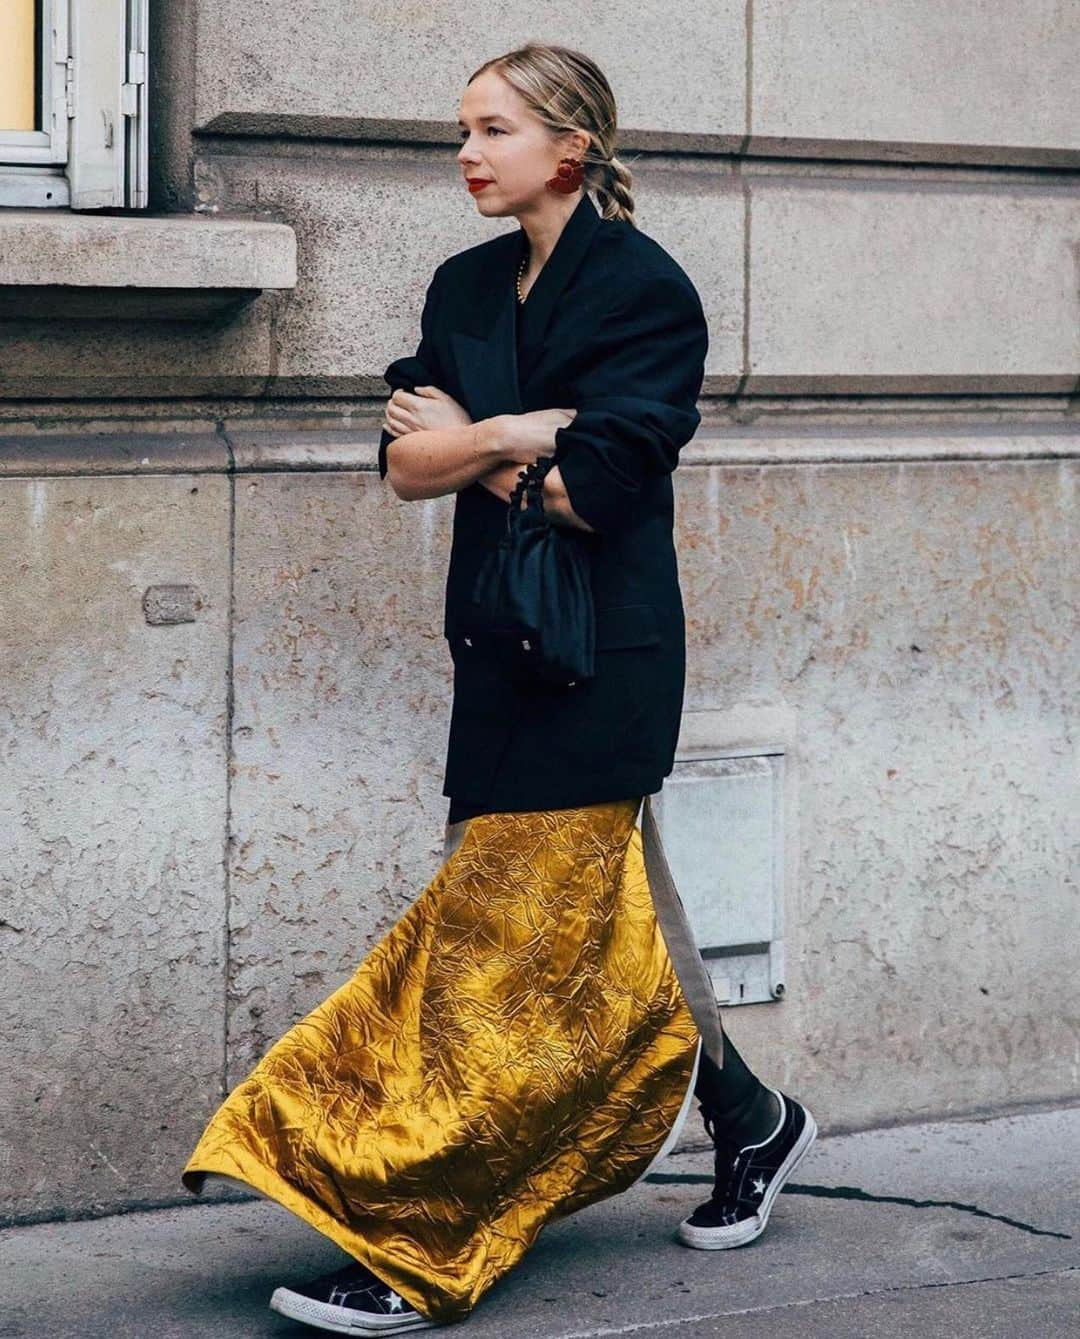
[[693, 1031, 781, 1145]]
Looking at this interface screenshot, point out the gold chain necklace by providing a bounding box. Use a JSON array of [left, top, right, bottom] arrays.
[[516, 250, 529, 304]]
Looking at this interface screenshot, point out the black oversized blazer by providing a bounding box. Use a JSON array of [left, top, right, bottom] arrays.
[[377, 191, 709, 814]]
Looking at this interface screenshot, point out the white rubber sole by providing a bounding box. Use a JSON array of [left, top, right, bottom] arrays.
[[268, 1284, 440, 1333], [676, 1100, 818, 1250]]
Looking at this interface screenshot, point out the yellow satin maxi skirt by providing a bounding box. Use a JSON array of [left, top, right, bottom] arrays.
[[181, 798, 702, 1325]]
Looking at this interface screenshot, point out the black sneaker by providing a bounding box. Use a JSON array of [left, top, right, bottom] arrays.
[[676, 1086, 818, 1249], [269, 1258, 440, 1333]]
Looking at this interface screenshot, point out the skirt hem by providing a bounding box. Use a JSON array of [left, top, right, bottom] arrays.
[[180, 1157, 453, 1323]]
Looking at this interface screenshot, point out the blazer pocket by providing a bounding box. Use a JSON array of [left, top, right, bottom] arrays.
[[594, 602, 661, 650]]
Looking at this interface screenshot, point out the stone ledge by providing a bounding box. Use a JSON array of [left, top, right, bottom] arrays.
[[1, 421, 1077, 478], [0, 210, 297, 319]]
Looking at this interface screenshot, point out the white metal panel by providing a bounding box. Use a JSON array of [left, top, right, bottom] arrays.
[[653, 752, 786, 1006]]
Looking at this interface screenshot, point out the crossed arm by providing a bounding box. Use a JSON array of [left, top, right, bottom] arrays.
[[379, 411, 595, 532], [378, 268, 707, 536]]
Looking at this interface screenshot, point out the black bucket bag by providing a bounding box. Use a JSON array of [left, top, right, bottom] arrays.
[[468, 456, 596, 689]]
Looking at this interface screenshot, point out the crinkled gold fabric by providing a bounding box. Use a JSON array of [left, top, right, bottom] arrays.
[[181, 799, 700, 1324]]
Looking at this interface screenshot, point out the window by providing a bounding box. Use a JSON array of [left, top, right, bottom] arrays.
[[0, 0, 148, 209]]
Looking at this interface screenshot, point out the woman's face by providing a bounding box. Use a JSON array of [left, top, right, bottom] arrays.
[[457, 69, 587, 217]]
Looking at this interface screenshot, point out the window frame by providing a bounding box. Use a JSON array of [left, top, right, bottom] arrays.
[[0, 0, 69, 167], [0, 0, 148, 210]]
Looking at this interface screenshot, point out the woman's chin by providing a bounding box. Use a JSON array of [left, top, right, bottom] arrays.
[[469, 193, 514, 217]]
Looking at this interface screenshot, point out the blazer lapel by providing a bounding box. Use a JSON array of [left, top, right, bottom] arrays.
[[450, 264, 524, 422], [449, 192, 604, 419], [514, 191, 603, 386]]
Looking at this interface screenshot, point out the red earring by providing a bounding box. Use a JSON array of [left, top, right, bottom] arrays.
[[546, 156, 584, 193]]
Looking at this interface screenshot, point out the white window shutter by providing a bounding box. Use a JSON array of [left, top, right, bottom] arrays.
[[68, 0, 148, 209]]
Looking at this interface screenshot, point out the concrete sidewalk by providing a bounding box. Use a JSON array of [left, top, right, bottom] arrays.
[[1, 1102, 1077, 1338]]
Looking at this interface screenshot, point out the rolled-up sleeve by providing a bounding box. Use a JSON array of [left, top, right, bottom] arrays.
[[552, 272, 708, 534], [378, 264, 446, 481]]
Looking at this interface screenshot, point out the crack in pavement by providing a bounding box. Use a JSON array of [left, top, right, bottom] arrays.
[[547, 1265, 1080, 1338], [642, 1174, 1072, 1239]]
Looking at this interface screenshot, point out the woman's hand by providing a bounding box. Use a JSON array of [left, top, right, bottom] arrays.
[[382, 385, 472, 438], [495, 408, 578, 465], [476, 407, 576, 500]]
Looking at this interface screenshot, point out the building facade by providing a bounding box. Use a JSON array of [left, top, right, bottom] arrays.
[[1, 2, 1077, 1224]]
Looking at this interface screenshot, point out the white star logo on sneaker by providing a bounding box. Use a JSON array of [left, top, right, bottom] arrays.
[[386, 1290, 404, 1312], [751, 1175, 767, 1197]]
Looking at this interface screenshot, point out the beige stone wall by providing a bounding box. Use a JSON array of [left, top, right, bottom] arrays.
[[1, 2, 1076, 1222]]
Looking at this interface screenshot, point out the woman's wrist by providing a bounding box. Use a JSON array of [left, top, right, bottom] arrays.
[[474, 416, 509, 463]]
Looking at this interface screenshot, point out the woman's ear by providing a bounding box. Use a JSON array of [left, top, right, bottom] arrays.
[[558, 128, 591, 160]]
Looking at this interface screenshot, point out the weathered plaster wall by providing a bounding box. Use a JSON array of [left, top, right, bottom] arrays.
[[0, 474, 230, 1221], [675, 447, 1078, 1124]]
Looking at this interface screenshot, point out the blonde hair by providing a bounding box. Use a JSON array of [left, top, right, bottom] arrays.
[[466, 43, 636, 226]]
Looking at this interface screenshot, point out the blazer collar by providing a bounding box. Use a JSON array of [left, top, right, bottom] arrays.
[[450, 192, 604, 422]]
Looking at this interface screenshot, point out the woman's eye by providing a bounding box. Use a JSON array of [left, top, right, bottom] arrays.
[[457, 127, 504, 140]]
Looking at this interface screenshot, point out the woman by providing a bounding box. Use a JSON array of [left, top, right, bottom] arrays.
[[181, 43, 817, 1335]]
